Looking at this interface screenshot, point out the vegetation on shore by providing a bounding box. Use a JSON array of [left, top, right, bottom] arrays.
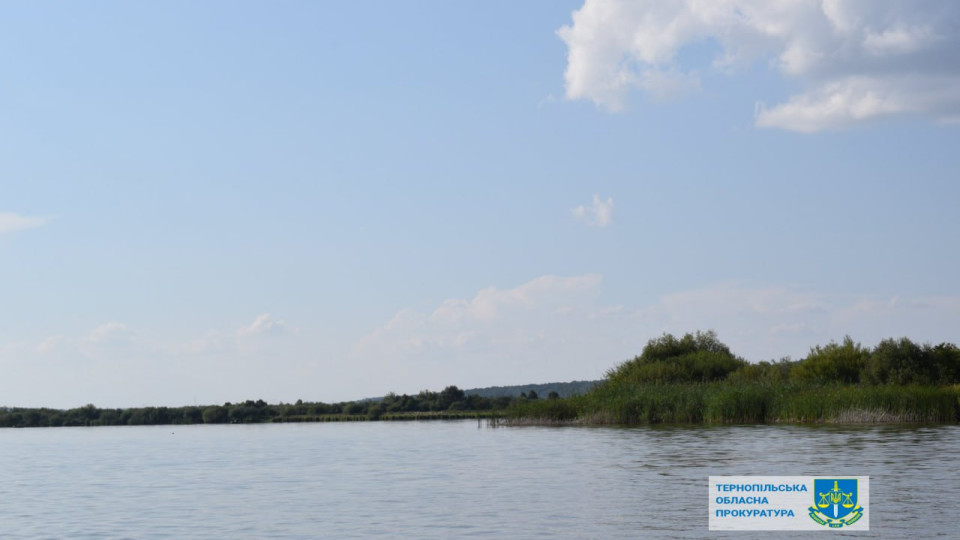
[[0, 385, 542, 428], [509, 331, 960, 425], [465, 380, 597, 400], [4, 331, 959, 428]]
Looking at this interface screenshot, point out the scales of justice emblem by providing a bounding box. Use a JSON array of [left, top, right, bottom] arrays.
[[809, 479, 864, 528]]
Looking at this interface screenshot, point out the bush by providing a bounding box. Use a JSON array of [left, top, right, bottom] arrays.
[[606, 331, 746, 385], [726, 358, 796, 384], [792, 336, 868, 384], [866, 337, 930, 385], [202, 406, 228, 424], [929, 343, 960, 385]]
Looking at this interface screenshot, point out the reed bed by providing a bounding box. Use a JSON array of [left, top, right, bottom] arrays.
[[508, 382, 960, 425], [274, 410, 502, 423]]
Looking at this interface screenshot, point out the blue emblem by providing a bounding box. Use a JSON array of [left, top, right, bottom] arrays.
[[809, 479, 864, 528]]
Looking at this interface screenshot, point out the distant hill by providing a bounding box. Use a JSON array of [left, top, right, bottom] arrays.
[[464, 380, 600, 399]]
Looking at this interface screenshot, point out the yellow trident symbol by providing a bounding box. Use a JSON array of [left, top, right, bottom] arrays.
[[817, 481, 855, 517]]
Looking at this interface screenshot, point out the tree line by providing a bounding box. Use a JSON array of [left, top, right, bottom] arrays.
[[0, 386, 545, 428], [603, 331, 960, 387]]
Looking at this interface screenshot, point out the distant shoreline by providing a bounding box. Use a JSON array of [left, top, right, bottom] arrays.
[[4, 382, 959, 428]]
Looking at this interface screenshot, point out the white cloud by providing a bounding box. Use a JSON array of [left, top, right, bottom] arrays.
[[558, 0, 960, 131], [36, 335, 65, 354], [1, 314, 319, 408], [354, 277, 960, 396], [632, 282, 960, 361], [3, 281, 958, 407], [353, 274, 612, 391], [573, 194, 613, 227], [430, 274, 603, 326], [83, 322, 134, 344], [237, 313, 287, 337], [76, 321, 141, 361], [0, 212, 52, 234]]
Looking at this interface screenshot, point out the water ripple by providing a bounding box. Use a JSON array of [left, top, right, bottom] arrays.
[[1, 422, 957, 538]]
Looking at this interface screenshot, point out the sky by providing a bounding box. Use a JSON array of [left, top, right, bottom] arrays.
[[2, 0, 958, 409]]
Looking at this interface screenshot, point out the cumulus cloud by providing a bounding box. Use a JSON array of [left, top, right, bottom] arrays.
[[558, 0, 960, 131], [0, 212, 52, 234], [573, 194, 614, 227]]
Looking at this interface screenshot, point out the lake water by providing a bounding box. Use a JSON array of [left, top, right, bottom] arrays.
[[2, 421, 958, 539]]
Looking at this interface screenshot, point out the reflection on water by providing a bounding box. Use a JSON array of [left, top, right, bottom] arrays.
[[1, 422, 957, 539]]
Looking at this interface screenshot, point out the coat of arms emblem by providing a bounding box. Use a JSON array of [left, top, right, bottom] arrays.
[[809, 478, 864, 528]]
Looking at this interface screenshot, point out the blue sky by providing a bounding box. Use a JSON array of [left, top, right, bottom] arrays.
[[2, 1, 959, 408]]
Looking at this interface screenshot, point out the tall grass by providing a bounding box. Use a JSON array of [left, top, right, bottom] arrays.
[[765, 384, 958, 423], [508, 381, 960, 425]]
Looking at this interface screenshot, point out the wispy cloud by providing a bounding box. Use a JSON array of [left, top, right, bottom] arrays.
[[572, 194, 613, 227], [83, 322, 134, 344], [36, 335, 66, 354], [3, 281, 958, 408], [558, 0, 960, 131], [353, 274, 612, 390], [354, 276, 960, 395], [2, 313, 316, 408], [237, 313, 288, 337], [0, 212, 52, 234]]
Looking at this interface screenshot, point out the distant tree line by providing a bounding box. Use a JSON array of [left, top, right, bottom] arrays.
[[0, 386, 538, 428], [465, 380, 598, 400]]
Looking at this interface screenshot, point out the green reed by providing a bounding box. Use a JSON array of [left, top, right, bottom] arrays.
[[508, 381, 960, 425]]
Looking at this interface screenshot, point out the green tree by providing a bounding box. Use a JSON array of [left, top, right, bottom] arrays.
[[727, 358, 796, 384], [202, 406, 228, 424], [367, 402, 384, 420], [866, 337, 929, 385], [342, 402, 365, 415], [606, 331, 746, 385], [929, 342, 960, 385], [438, 386, 466, 409], [792, 337, 868, 384]]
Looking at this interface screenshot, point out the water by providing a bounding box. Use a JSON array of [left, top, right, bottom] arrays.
[[2, 421, 958, 539]]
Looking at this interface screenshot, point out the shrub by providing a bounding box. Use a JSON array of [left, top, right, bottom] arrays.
[[727, 358, 796, 384], [792, 336, 868, 384], [865, 337, 930, 385], [606, 331, 746, 385], [929, 343, 960, 385]]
